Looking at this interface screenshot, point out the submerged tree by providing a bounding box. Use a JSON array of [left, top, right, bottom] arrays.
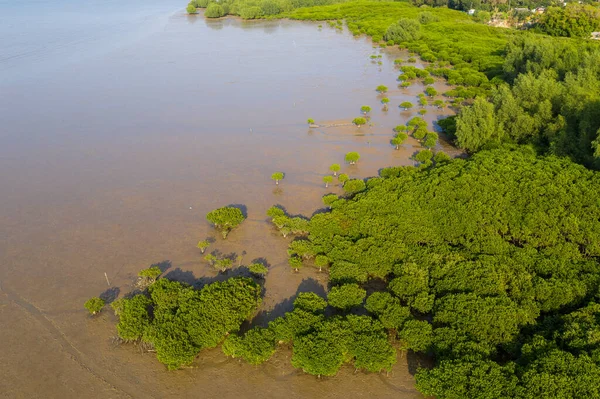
[[215, 258, 233, 273], [186, 3, 197, 14], [329, 163, 341, 177], [323, 175, 333, 188], [204, 254, 217, 266], [395, 125, 410, 133], [376, 85, 388, 94], [345, 152, 360, 165], [352, 117, 367, 127], [138, 266, 162, 285], [381, 97, 390, 111], [248, 262, 268, 278], [400, 102, 414, 111], [338, 173, 349, 186], [360, 105, 372, 115], [307, 118, 315, 125], [206, 207, 246, 238], [204, 3, 225, 18], [84, 297, 105, 315], [392, 132, 408, 150], [271, 172, 284, 185], [289, 256, 303, 272], [197, 240, 210, 254], [425, 87, 438, 97]]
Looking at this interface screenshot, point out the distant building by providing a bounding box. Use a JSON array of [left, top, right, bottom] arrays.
[[514, 7, 530, 12], [467, 8, 476, 15], [534, 7, 546, 13], [592, 32, 600, 40]]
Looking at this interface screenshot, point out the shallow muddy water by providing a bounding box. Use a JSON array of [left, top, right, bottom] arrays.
[[0, 1, 455, 397]]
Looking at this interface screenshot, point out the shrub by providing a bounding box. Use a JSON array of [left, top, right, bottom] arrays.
[[352, 117, 367, 127], [84, 297, 105, 315], [205, 3, 225, 18], [186, 3, 197, 14]]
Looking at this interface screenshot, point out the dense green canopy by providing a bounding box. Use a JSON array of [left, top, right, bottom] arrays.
[[299, 146, 600, 396], [114, 277, 262, 369]]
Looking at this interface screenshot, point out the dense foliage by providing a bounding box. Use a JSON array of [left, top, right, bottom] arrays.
[[275, 147, 600, 395], [455, 35, 600, 168], [222, 292, 396, 376], [84, 297, 105, 315], [112, 277, 262, 369], [206, 206, 245, 238], [535, 4, 600, 38]]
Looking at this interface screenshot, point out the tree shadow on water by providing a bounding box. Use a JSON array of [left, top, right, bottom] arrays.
[[244, 277, 326, 331], [163, 268, 197, 286], [228, 203, 248, 218], [99, 287, 120, 304], [195, 266, 256, 289], [152, 260, 172, 274], [311, 207, 331, 217], [407, 350, 434, 376]]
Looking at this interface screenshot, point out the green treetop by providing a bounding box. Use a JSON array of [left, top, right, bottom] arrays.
[[327, 284, 367, 310], [352, 117, 367, 127], [338, 173, 349, 185], [271, 172, 284, 185], [206, 206, 245, 238], [197, 240, 210, 254], [329, 163, 341, 176], [392, 132, 408, 150], [186, 3, 197, 14], [289, 256, 303, 272], [248, 263, 268, 277], [345, 152, 360, 165], [376, 85, 388, 94], [400, 101, 414, 110], [84, 297, 105, 315]]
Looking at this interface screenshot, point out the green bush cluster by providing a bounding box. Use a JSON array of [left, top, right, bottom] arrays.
[[206, 206, 245, 238], [535, 4, 600, 38], [287, 146, 600, 396], [266, 206, 310, 238], [192, 0, 350, 19], [222, 292, 396, 376], [114, 277, 262, 369]]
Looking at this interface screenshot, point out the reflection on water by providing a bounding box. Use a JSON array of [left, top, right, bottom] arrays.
[[0, 1, 453, 397]]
